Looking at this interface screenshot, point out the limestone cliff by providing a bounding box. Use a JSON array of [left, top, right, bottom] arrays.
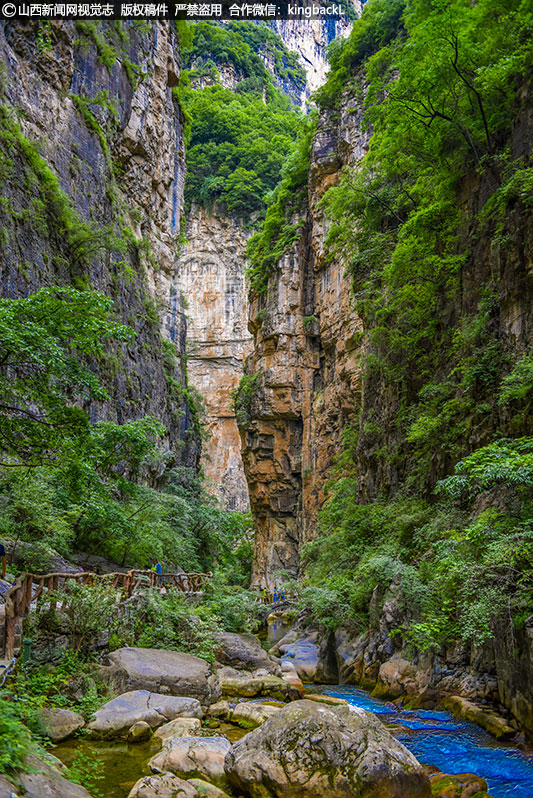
[[0, 21, 198, 468], [242, 93, 368, 588], [241, 80, 533, 586], [273, 11, 361, 106], [175, 206, 252, 510]]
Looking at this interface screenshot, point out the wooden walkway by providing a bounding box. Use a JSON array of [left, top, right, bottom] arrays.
[[0, 568, 211, 660]]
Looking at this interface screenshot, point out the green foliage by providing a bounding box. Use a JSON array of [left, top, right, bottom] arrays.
[[181, 83, 300, 217], [436, 438, 533, 499], [135, 592, 221, 661], [232, 371, 262, 429], [0, 287, 133, 467], [183, 21, 305, 92], [246, 115, 315, 293], [75, 21, 116, 69], [0, 691, 32, 772]]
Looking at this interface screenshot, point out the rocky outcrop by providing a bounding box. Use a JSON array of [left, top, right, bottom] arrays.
[[225, 699, 431, 798], [240, 92, 369, 589], [272, 11, 362, 106], [214, 631, 278, 673], [128, 773, 198, 798], [38, 707, 85, 742], [0, 21, 199, 467], [175, 205, 252, 510], [87, 690, 203, 737], [216, 665, 298, 700], [149, 736, 232, 788], [106, 648, 221, 705]]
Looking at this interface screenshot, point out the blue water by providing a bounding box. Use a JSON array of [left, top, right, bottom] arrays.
[[322, 685, 533, 798]]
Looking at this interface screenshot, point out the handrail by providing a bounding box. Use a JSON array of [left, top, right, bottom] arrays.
[[1, 568, 212, 660]]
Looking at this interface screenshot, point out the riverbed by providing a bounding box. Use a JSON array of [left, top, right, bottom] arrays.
[[321, 685, 533, 798]]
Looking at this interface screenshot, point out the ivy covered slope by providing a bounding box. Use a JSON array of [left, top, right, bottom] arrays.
[[0, 21, 251, 574], [179, 21, 303, 218], [303, 0, 533, 652]]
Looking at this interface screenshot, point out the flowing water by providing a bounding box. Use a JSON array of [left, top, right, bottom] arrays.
[[321, 685, 533, 797]]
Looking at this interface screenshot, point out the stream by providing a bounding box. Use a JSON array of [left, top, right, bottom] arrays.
[[321, 685, 533, 797]]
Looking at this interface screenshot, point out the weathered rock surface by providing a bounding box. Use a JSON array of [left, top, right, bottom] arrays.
[[187, 780, 231, 798], [107, 648, 220, 705], [214, 632, 278, 674], [38, 707, 85, 742], [175, 206, 252, 511], [128, 773, 198, 798], [155, 717, 203, 742], [442, 696, 515, 740], [225, 699, 431, 798], [17, 756, 93, 798], [217, 666, 295, 699], [87, 690, 202, 737], [150, 736, 231, 788], [127, 720, 153, 742], [230, 701, 281, 729], [428, 771, 492, 798], [0, 22, 199, 465]]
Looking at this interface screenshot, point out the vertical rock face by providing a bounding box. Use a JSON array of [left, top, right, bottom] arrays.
[[0, 21, 198, 466], [176, 206, 252, 510], [273, 7, 362, 105], [242, 95, 370, 588]]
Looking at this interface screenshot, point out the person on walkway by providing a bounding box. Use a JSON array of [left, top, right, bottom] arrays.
[[0, 541, 6, 580], [152, 557, 162, 585]]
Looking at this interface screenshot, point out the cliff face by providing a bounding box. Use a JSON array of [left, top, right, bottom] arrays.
[[241, 79, 533, 586], [273, 10, 362, 106], [243, 95, 368, 588], [175, 206, 252, 510], [0, 21, 199, 468]]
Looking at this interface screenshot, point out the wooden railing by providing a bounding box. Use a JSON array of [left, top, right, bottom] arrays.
[[1, 568, 211, 660]]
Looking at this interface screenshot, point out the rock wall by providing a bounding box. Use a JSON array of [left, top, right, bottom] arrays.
[[176, 206, 252, 510], [273, 6, 362, 106], [0, 21, 199, 468], [242, 93, 368, 588]]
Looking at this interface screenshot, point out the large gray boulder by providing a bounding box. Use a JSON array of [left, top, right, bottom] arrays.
[[107, 648, 221, 705], [224, 699, 431, 798], [87, 690, 202, 738], [150, 736, 232, 788], [39, 707, 85, 742], [214, 632, 279, 674], [15, 756, 93, 798]]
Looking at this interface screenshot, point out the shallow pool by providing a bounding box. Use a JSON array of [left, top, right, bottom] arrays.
[[321, 685, 533, 798]]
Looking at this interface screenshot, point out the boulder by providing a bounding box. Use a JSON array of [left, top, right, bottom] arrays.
[[230, 701, 281, 729], [428, 771, 492, 798], [225, 699, 431, 798], [87, 690, 202, 738], [150, 736, 232, 788], [214, 632, 279, 674], [441, 696, 515, 740], [187, 780, 232, 797], [373, 655, 430, 700], [280, 661, 306, 695], [208, 701, 231, 720], [107, 648, 221, 705], [155, 717, 203, 742], [17, 756, 93, 798], [38, 707, 85, 742], [0, 775, 18, 798], [217, 666, 295, 700], [127, 721, 152, 742], [128, 773, 198, 798], [271, 619, 338, 683]]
